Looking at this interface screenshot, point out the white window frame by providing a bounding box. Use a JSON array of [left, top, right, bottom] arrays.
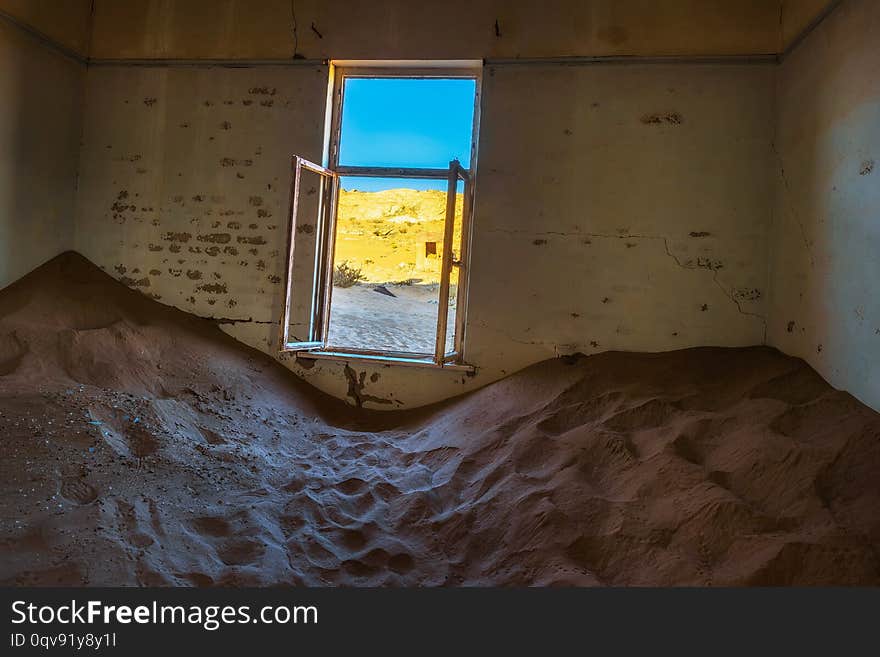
[[279, 61, 482, 371]]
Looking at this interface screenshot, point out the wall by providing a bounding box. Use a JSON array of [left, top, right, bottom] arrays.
[[464, 63, 773, 366], [768, 0, 880, 411], [75, 60, 775, 408], [0, 18, 84, 290], [73, 63, 328, 331], [87, 0, 789, 61], [5, 0, 872, 412]]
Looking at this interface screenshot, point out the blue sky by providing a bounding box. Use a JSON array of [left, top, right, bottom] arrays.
[[338, 77, 476, 192]]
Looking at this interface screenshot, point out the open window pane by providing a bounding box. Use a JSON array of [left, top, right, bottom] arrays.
[[338, 78, 477, 169], [326, 176, 462, 355], [281, 158, 336, 350]]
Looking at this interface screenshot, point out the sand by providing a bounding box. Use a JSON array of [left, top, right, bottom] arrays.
[[326, 282, 456, 354], [1, 252, 879, 586]]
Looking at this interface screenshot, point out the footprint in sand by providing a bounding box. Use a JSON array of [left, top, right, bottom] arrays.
[[200, 426, 227, 445], [60, 478, 98, 505], [216, 537, 265, 566]]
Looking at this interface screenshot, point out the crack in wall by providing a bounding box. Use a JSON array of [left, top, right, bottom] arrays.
[[656, 236, 769, 342], [771, 140, 816, 268], [201, 315, 277, 326], [469, 319, 551, 348], [486, 228, 768, 341]]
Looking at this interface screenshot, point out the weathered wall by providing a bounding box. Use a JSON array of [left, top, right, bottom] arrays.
[[75, 61, 774, 408], [768, 0, 880, 411], [0, 18, 84, 290], [88, 0, 790, 60], [0, 0, 92, 56], [463, 63, 773, 365], [73, 64, 327, 328], [6, 0, 875, 413]]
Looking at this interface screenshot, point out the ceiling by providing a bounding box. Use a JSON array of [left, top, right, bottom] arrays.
[[0, 0, 837, 61]]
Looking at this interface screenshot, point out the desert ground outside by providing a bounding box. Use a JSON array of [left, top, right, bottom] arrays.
[[326, 187, 462, 354]]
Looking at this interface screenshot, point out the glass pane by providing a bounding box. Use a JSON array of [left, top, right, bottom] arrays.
[[287, 165, 332, 343], [326, 177, 463, 355], [445, 180, 465, 355], [338, 77, 477, 169], [445, 265, 460, 355]]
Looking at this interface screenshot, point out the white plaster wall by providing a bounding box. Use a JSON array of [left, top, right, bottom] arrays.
[[74, 61, 775, 408], [0, 19, 84, 289], [768, 0, 880, 411], [466, 64, 772, 365]]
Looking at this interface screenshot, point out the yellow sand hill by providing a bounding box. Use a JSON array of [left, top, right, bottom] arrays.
[[335, 188, 464, 285]]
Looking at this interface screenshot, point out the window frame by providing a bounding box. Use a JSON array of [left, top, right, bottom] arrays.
[[278, 155, 339, 352], [280, 62, 482, 371]]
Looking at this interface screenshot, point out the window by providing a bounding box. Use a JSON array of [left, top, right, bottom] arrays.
[[280, 63, 481, 369]]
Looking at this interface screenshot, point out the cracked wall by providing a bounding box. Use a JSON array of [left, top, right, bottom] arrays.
[[768, 0, 880, 411], [74, 60, 775, 408], [460, 63, 773, 377], [0, 17, 84, 290]]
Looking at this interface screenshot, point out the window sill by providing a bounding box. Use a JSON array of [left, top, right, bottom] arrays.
[[294, 350, 476, 372]]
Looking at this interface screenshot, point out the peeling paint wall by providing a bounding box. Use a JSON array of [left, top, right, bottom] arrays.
[[0, 19, 84, 290], [768, 0, 880, 411], [74, 65, 327, 327], [88, 0, 791, 60], [75, 61, 775, 408]]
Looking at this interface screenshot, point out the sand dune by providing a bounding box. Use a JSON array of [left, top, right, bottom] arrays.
[[1, 253, 878, 586]]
